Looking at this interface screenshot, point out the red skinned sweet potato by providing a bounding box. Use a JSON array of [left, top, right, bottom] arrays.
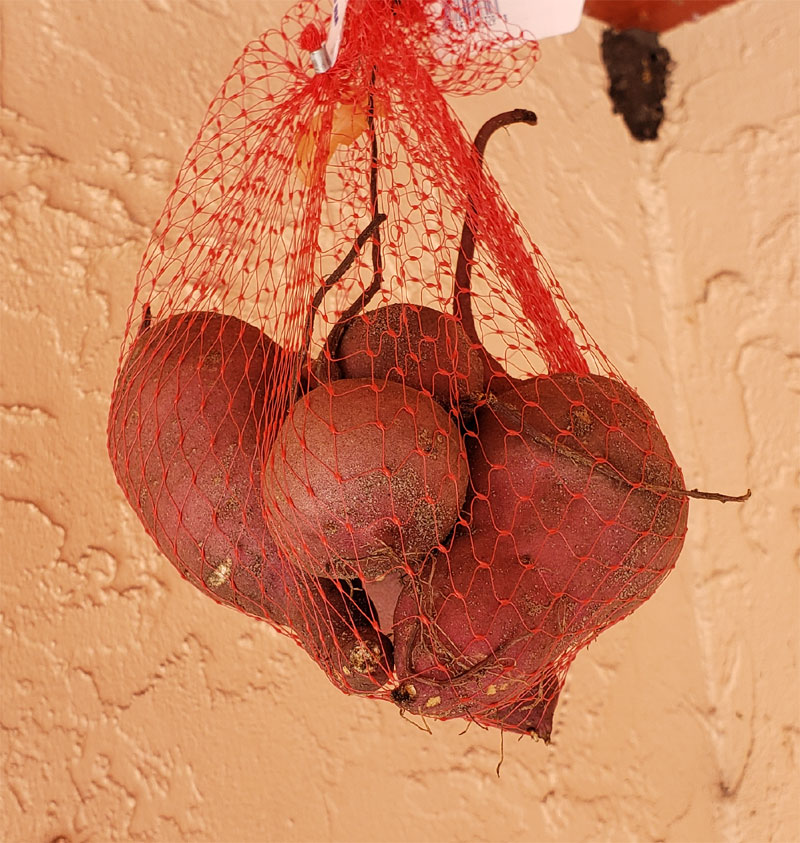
[[263, 377, 469, 581], [336, 303, 485, 410], [289, 578, 394, 694], [392, 373, 688, 722], [392, 524, 573, 718], [479, 669, 563, 741], [108, 310, 295, 624], [109, 311, 392, 693], [474, 374, 688, 638]]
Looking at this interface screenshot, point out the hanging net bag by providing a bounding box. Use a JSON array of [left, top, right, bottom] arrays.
[[107, 0, 715, 741]]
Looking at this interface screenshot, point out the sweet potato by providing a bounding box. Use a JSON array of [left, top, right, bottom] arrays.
[[109, 311, 393, 694], [108, 310, 294, 624], [263, 377, 469, 581], [475, 374, 688, 639], [336, 303, 485, 410], [391, 373, 688, 721], [391, 525, 565, 717], [289, 578, 394, 694], [478, 669, 563, 741]]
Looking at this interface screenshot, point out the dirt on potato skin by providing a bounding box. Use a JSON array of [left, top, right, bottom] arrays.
[[336, 303, 485, 411], [263, 377, 469, 583], [108, 310, 295, 626], [390, 373, 688, 723]]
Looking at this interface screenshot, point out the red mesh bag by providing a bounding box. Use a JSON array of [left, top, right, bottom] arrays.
[[108, 0, 692, 740]]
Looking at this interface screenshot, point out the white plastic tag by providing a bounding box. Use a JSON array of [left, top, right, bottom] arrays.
[[496, 0, 585, 41], [324, 0, 349, 67], [432, 0, 585, 47], [322, 0, 583, 71]]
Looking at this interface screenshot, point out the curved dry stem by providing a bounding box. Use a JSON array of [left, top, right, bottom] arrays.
[[677, 487, 751, 503], [453, 109, 538, 379], [305, 212, 388, 342], [368, 70, 384, 294], [139, 304, 152, 335], [305, 71, 386, 384], [299, 212, 387, 392]]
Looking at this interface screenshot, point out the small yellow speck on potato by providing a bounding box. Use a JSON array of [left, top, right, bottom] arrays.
[[206, 558, 232, 589]]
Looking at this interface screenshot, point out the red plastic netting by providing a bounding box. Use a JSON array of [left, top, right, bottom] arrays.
[[108, 0, 689, 741]]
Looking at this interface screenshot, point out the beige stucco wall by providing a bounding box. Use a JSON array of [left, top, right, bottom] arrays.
[[1, 1, 798, 841]]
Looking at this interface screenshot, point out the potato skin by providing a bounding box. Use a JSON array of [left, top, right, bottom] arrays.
[[108, 311, 293, 624], [392, 373, 688, 724], [478, 670, 563, 742], [391, 527, 560, 718], [336, 304, 484, 409], [263, 378, 469, 582], [109, 312, 393, 694], [288, 579, 394, 694]]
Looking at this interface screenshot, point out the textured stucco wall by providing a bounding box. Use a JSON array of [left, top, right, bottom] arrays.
[[1, 1, 798, 841]]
